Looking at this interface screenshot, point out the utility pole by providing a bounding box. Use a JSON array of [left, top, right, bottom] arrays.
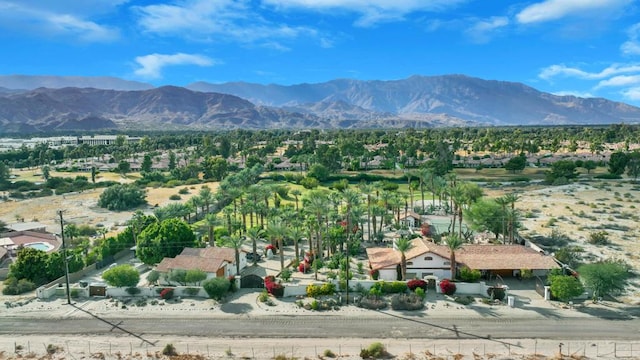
[[57, 210, 71, 305]]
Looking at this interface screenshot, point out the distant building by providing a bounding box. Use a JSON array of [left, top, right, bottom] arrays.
[[78, 135, 141, 146], [5, 221, 48, 233]]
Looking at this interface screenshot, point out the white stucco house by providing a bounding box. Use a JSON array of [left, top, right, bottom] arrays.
[[367, 238, 453, 281], [366, 237, 559, 281], [399, 211, 423, 229]]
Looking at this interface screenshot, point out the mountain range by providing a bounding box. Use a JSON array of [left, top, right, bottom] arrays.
[[1, 74, 639, 133]]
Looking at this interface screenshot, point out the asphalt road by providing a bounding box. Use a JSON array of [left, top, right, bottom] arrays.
[[2, 314, 639, 340]]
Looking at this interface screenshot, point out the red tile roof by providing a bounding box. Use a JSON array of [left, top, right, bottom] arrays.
[[366, 238, 558, 271], [155, 247, 236, 273], [456, 245, 559, 270], [366, 238, 450, 270]]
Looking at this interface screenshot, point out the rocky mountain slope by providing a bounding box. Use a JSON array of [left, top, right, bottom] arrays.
[[2, 74, 640, 132], [0, 86, 321, 133], [188, 75, 640, 126]]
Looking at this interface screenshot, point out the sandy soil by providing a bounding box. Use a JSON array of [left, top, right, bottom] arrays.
[[0, 181, 219, 234], [492, 181, 640, 304], [2, 334, 632, 360]]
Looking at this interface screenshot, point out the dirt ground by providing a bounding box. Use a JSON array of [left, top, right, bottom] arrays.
[[0, 179, 219, 234], [491, 181, 640, 305], [1, 335, 636, 360]]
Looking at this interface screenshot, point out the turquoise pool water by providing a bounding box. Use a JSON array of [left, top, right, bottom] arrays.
[[25, 242, 54, 251]]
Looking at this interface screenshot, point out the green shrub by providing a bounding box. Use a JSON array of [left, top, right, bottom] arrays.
[[2, 277, 36, 295], [126, 287, 141, 296], [306, 283, 336, 297], [487, 287, 506, 301], [184, 287, 200, 296], [588, 231, 609, 245], [357, 294, 387, 310], [70, 288, 80, 298], [258, 290, 269, 302], [162, 344, 178, 356], [370, 280, 408, 294], [360, 342, 387, 359], [280, 268, 292, 282], [202, 277, 230, 300], [459, 267, 481, 282], [454, 295, 475, 305], [101, 264, 140, 287], [390, 293, 424, 311], [169, 194, 181, 200], [178, 188, 189, 194], [415, 287, 425, 299], [323, 349, 336, 358], [165, 180, 184, 188]]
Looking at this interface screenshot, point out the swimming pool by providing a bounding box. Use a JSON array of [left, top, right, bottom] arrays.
[[25, 242, 55, 252]]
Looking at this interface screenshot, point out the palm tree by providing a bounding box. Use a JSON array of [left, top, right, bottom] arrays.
[[395, 236, 414, 281], [288, 226, 305, 263], [221, 234, 247, 276], [128, 210, 147, 244], [444, 234, 464, 280], [266, 218, 288, 270], [245, 226, 264, 266], [341, 188, 361, 251], [204, 213, 220, 247], [222, 207, 234, 234], [65, 224, 79, 243], [198, 185, 214, 214], [405, 170, 416, 210], [96, 227, 108, 241], [418, 167, 432, 213], [503, 193, 520, 243], [495, 196, 509, 243], [446, 184, 462, 235], [187, 195, 201, 221], [291, 189, 302, 211], [371, 204, 386, 236], [303, 190, 330, 259], [357, 182, 374, 242]]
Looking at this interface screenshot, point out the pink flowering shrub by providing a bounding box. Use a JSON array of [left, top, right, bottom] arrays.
[[369, 269, 379, 280], [160, 287, 174, 300], [407, 279, 427, 291], [265, 244, 276, 255], [298, 261, 310, 273], [264, 275, 284, 298], [439, 279, 456, 296]]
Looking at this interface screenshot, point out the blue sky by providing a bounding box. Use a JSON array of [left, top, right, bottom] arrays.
[[1, 0, 640, 105]]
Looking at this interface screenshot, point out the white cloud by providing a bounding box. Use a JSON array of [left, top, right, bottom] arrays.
[[596, 75, 640, 88], [134, 53, 217, 79], [0, 0, 121, 42], [465, 16, 509, 43], [621, 23, 640, 56], [319, 37, 334, 48], [622, 87, 640, 100], [539, 64, 640, 80], [134, 0, 317, 45], [516, 0, 631, 24], [262, 0, 468, 27]]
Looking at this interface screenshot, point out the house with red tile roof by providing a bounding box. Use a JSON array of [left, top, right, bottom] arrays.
[[366, 237, 559, 281], [155, 247, 246, 285]]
